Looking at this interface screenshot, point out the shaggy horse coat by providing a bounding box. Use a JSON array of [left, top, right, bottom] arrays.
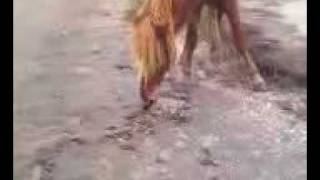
[[131, 0, 266, 109]]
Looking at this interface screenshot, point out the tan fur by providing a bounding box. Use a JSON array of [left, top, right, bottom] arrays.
[[131, 0, 175, 84]]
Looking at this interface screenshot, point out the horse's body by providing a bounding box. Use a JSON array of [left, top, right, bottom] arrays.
[[132, 0, 266, 109]]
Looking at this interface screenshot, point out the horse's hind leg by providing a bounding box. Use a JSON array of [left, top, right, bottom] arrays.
[[222, 0, 267, 90], [177, 6, 202, 82]]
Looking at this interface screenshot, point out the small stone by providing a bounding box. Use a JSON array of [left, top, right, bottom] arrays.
[[197, 146, 219, 167], [104, 130, 116, 139], [91, 44, 101, 54], [115, 64, 132, 70], [199, 159, 218, 167], [205, 169, 221, 180], [156, 150, 172, 163], [105, 126, 117, 131], [74, 66, 93, 75], [197, 70, 207, 79], [119, 143, 135, 151], [252, 150, 262, 157], [209, 177, 219, 180], [159, 167, 169, 175], [207, 173, 220, 180], [70, 135, 87, 145], [68, 117, 81, 127], [277, 100, 293, 111], [143, 138, 156, 148], [158, 167, 174, 179], [121, 132, 133, 140], [102, 11, 111, 16], [145, 128, 155, 135], [114, 127, 132, 140], [213, 136, 220, 142], [31, 165, 42, 180], [200, 135, 214, 152], [175, 140, 187, 149], [60, 29, 68, 36]]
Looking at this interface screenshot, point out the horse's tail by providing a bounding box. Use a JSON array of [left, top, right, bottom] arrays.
[[131, 0, 175, 84]]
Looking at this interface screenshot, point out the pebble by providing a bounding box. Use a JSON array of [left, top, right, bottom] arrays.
[[199, 159, 218, 167], [105, 126, 117, 131], [74, 66, 93, 75], [104, 129, 116, 139], [91, 44, 101, 54], [207, 174, 220, 180], [156, 149, 172, 163], [200, 135, 214, 151], [175, 140, 187, 149], [145, 128, 155, 135], [205, 169, 221, 180], [67, 116, 81, 127], [59, 29, 68, 37], [143, 137, 156, 148], [119, 143, 135, 151], [70, 135, 87, 145], [102, 11, 111, 17], [159, 167, 169, 175], [252, 150, 262, 157], [197, 70, 207, 79], [197, 145, 219, 167], [31, 165, 42, 180], [158, 167, 174, 180]]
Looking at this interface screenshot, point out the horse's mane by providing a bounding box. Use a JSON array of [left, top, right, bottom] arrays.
[[131, 0, 175, 84]]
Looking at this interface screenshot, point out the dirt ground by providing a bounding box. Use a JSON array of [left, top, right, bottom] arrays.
[[14, 0, 306, 180]]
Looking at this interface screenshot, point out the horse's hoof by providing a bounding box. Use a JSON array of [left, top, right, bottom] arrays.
[[252, 74, 268, 91], [142, 99, 155, 110], [252, 82, 267, 91]]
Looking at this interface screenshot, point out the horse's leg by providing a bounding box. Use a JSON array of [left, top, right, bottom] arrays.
[[222, 0, 267, 90], [207, 3, 224, 62], [177, 6, 202, 81], [139, 76, 154, 110]]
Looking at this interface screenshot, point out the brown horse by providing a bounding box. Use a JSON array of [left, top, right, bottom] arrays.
[[131, 0, 266, 109]]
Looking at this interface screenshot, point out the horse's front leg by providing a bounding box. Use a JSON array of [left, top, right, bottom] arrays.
[[177, 8, 202, 82], [178, 24, 197, 78]]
